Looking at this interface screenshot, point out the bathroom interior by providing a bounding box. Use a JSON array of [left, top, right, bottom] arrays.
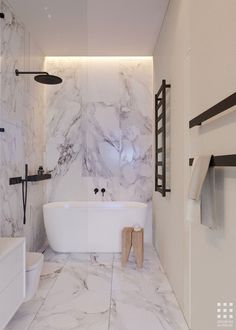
[[0, 0, 236, 329]]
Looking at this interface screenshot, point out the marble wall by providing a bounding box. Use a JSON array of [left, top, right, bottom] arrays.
[[0, 2, 153, 246], [45, 57, 153, 240], [0, 0, 46, 251]]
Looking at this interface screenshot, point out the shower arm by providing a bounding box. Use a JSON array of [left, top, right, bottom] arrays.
[[15, 68, 62, 85], [15, 69, 49, 76]]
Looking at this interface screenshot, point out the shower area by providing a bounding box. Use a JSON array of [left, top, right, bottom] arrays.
[[0, 0, 153, 252], [0, 0, 47, 251]]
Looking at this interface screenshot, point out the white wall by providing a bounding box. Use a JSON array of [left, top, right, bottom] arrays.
[[153, 0, 190, 317], [190, 1, 236, 329], [153, 0, 236, 329]]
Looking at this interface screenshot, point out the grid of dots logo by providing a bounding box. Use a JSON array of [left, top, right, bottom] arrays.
[[217, 302, 234, 327]]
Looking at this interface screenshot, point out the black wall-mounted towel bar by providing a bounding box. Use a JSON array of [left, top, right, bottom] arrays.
[[189, 92, 236, 128], [189, 154, 236, 167], [155, 79, 171, 196]]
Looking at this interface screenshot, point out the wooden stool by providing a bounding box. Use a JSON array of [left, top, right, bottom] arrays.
[[121, 227, 133, 267], [132, 228, 144, 268]]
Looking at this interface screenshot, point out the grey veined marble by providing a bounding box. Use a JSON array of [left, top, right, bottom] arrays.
[[0, 1, 46, 251], [6, 244, 189, 330], [45, 58, 153, 205]]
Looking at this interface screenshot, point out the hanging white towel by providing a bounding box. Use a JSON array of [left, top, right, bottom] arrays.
[[188, 156, 212, 200], [186, 198, 201, 224], [186, 155, 215, 228], [201, 167, 216, 229]]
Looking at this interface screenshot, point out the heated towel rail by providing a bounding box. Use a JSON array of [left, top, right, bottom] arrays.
[[155, 80, 171, 196]]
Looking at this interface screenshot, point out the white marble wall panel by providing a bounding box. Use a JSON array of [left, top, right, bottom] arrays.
[[0, 0, 46, 251], [119, 60, 153, 204], [44, 58, 87, 202], [84, 101, 120, 178], [45, 57, 153, 240], [0, 0, 26, 124]]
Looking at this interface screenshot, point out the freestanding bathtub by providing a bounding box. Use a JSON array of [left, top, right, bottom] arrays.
[[43, 201, 147, 253]]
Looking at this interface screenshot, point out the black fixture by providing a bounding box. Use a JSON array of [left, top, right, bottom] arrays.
[[0, 128, 5, 132], [9, 165, 52, 224], [26, 173, 51, 182], [189, 92, 236, 128], [15, 69, 62, 85], [189, 154, 236, 167], [38, 166, 44, 176], [9, 176, 22, 185], [155, 80, 171, 197], [22, 164, 28, 225], [0, 13, 4, 19], [10, 172, 51, 185], [94, 188, 99, 194], [101, 188, 106, 197]]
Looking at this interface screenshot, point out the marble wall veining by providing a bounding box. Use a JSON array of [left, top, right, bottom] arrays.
[[45, 57, 153, 241], [0, 0, 46, 251], [0, 1, 153, 246]]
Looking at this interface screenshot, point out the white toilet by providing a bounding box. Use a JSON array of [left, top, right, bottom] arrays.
[[25, 252, 44, 302]]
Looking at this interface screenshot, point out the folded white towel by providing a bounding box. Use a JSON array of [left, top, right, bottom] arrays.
[[186, 155, 215, 228]]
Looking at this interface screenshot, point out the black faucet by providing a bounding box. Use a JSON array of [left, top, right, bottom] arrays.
[[101, 188, 106, 197], [94, 188, 99, 195]]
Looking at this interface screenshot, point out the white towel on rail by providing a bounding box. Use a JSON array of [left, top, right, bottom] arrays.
[[188, 156, 212, 200], [200, 166, 216, 229], [186, 155, 215, 228]]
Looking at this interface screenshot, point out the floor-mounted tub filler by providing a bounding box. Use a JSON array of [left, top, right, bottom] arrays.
[[43, 201, 147, 253]]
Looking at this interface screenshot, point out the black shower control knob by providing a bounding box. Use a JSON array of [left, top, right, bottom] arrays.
[[101, 188, 106, 196], [94, 188, 99, 194], [38, 166, 44, 175]]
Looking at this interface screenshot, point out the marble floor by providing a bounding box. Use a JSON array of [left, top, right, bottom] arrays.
[[6, 245, 189, 330]]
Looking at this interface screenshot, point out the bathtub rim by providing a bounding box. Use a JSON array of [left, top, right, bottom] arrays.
[[43, 201, 148, 209]]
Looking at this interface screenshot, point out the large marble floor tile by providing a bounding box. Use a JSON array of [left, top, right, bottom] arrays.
[[110, 247, 188, 330], [5, 300, 43, 330], [5, 261, 62, 330], [5, 245, 188, 330], [29, 258, 113, 330], [113, 245, 172, 294], [67, 252, 114, 266], [109, 292, 188, 330]]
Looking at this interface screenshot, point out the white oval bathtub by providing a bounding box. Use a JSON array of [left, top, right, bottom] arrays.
[[43, 201, 147, 253]]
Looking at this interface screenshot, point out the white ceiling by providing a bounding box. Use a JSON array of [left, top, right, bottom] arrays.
[[7, 0, 169, 56]]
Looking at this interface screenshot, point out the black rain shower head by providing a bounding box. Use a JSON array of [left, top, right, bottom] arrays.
[[15, 69, 62, 85], [34, 74, 62, 85]]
